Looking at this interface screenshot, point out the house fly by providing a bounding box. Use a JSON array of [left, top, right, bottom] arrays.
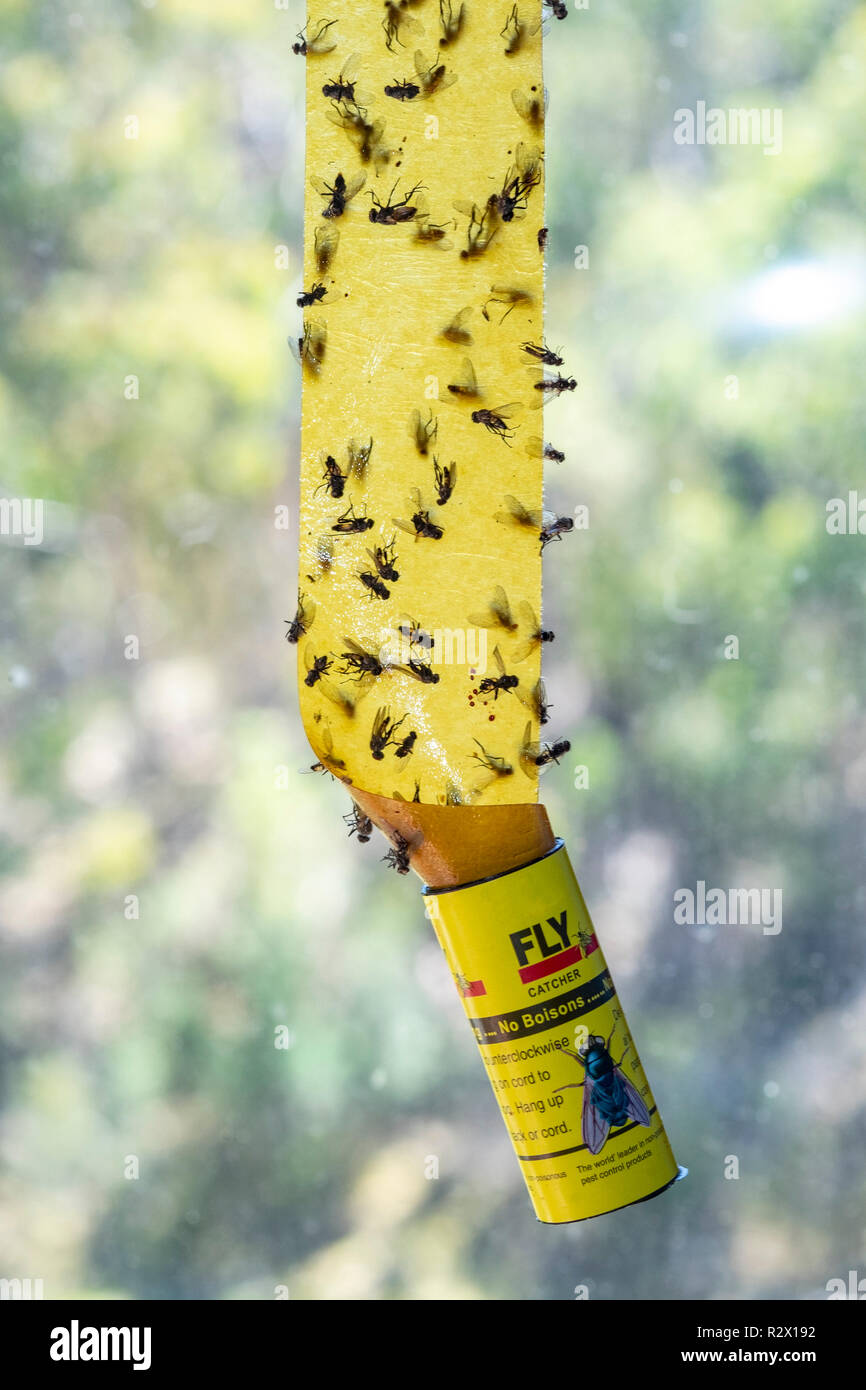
[[304, 648, 333, 687], [322, 54, 360, 102], [501, 5, 540, 56], [413, 50, 458, 96], [369, 180, 424, 224], [394, 730, 418, 758], [543, 0, 568, 19], [471, 404, 519, 445], [554, 1030, 652, 1155], [520, 678, 551, 726], [370, 705, 407, 760], [495, 493, 543, 533], [540, 514, 574, 549], [292, 18, 337, 55], [512, 602, 554, 661], [297, 281, 328, 308], [470, 740, 513, 778], [522, 340, 563, 366], [519, 723, 570, 776], [432, 457, 456, 504], [344, 805, 373, 842], [395, 616, 434, 652], [537, 226, 548, 251], [317, 454, 346, 498], [285, 592, 315, 644], [340, 636, 385, 681], [526, 435, 565, 463], [511, 86, 547, 131], [382, 832, 411, 873], [447, 356, 480, 399], [384, 78, 421, 100], [479, 645, 519, 700], [327, 101, 390, 168], [358, 570, 390, 600], [492, 144, 541, 222], [468, 584, 518, 634], [366, 537, 399, 581], [331, 501, 374, 533], [313, 223, 340, 273], [307, 727, 346, 775], [408, 408, 438, 455], [413, 210, 454, 248], [534, 372, 577, 396], [305, 535, 334, 582], [438, 1, 466, 47], [311, 170, 367, 219], [293, 319, 327, 374], [393, 489, 444, 540]]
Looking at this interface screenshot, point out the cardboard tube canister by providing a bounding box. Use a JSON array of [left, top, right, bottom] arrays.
[[424, 841, 684, 1224]]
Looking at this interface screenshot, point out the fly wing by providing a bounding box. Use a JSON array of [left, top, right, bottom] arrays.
[[620, 1073, 652, 1128], [582, 1077, 611, 1155], [343, 170, 368, 201]]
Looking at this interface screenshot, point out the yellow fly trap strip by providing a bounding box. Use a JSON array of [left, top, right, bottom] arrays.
[[295, 1, 552, 807], [293, 0, 684, 1224]]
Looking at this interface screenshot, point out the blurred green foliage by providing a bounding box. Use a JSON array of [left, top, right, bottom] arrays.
[[1, 0, 865, 1299]]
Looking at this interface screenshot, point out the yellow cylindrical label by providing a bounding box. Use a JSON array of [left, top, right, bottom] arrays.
[[424, 841, 682, 1223]]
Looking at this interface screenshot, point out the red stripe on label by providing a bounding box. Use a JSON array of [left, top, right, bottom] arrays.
[[462, 979, 487, 998], [518, 944, 581, 984]]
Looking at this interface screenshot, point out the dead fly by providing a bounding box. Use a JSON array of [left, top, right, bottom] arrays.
[[293, 319, 327, 373], [470, 740, 514, 786], [393, 489, 444, 540], [512, 602, 554, 660], [382, 1, 424, 52], [468, 585, 518, 634], [519, 723, 570, 777], [322, 53, 360, 102], [471, 404, 519, 445], [454, 199, 500, 260], [501, 4, 540, 55], [327, 101, 389, 167], [358, 570, 390, 600], [340, 636, 385, 682], [432, 457, 456, 504], [533, 372, 577, 396], [394, 729, 418, 757], [304, 648, 333, 687], [292, 18, 337, 55], [369, 179, 424, 224], [344, 805, 373, 842], [366, 537, 400, 581], [438, 0, 466, 46], [511, 86, 547, 131], [384, 77, 421, 100], [347, 436, 374, 479], [297, 281, 329, 309], [400, 658, 439, 686], [522, 340, 563, 366], [492, 144, 542, 223], [520, 677, 551, 725], [409, 408, 438, 455], [440, 305, 473, 344], [543, 0, 568, 18], [308, 728, 346, 775], [317, 454, 346, 498], [331, 500, 374, 533], [495, 492, 542, 533], [482, 284, 533, 323], [311, 170, 367, 219], [285, 592, 315, 644], [305, 535, 334, 582], [413, 50, 458, 97], [537, 226, 548, 251], [395, 616, 434, 652], [479, 645, 519, 700], [382, 832, 411, 873], [526, 435, 566, 463], [540, 514, 574, 549], [319, 679, 358, 720], [370, 705, 407, 760], [313, 224, 340, 274], [446, 356, 481, 400], [413, 211, 454, 248]]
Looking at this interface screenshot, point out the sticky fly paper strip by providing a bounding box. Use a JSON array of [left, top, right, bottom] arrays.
[[296, 1, 546, 807]]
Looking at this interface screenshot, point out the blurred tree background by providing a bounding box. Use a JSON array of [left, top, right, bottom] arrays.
[[1, 0, 864, 1299]]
